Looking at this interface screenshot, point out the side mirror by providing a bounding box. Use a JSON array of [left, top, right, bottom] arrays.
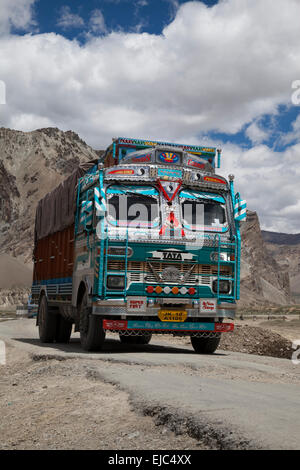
[[80, 199, 93, 231], [234, 193, 247, 221], [94, 187, 106, 218]]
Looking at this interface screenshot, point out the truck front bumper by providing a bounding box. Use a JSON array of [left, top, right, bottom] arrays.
[[92, 299, 236, 319]]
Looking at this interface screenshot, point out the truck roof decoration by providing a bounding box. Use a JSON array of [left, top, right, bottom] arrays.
[[103, 137, 221, 170]]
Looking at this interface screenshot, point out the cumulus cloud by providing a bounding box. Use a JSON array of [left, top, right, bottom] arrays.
[[0, 0, 37, 35], [89, 9, 107, 34], [219, 141, 300, 233], [280, 114, 300, 146], [0, 0, 300, 230], [246, 121, 270, 145], [57, 6, 85, 30]]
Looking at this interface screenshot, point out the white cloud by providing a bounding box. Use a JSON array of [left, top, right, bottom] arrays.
[[136, 0, 148, 7], [2, 0, 300, 141], [1, 0, 300, 231], [246, 121, 270, 145], [0, 0, 37, 35], [89, 9, 107, 34], [165, 0, 180, 21], [57, 6, 84, 30], [279, 114, 300, 146], [219, 142, 300, 233]]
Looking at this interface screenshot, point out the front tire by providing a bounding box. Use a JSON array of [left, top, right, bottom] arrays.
[[55, 316, 72, 343], [79, 291, 106, 351], [190, 335, 221, 354], [38, 295, 58, 343], [119, 333, 152, 345]]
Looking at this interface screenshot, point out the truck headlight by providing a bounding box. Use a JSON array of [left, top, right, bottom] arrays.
[[212, 280, 231, 294], [107, 276, 125, 290], [107, 247, 133, 257], [211, 252, 230, 262]]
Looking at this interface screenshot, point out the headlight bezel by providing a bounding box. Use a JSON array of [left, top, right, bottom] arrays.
[[106, 275, 125, 290], [212, 279, 231, 294]]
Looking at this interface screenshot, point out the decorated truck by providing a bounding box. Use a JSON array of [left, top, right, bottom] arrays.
[[32, 137, 246, 353]]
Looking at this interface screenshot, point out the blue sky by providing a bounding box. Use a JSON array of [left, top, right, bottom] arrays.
[[1, 0, 300, 231], [34, 0, 219, 37]]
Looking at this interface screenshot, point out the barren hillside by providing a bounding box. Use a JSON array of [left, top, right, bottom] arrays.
[[262, 230, 300, 303], [239, 212, 291, 306], [0, 127, 100, 262]]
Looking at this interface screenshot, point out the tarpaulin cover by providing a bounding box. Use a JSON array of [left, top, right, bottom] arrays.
[[34, 160, 98, 242]]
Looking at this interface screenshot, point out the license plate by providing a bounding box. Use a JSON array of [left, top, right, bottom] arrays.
[[200, 299, 217, 313], [158, 310, 187, 322]]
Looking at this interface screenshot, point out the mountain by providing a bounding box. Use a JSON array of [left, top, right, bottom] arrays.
[[0, 127, 100, 263], [0, 127, 102, 307], [0, 254, 33, 308], [262, 231, 300, 246], [0, 127, 293, 307], [262, 230, 300, 303], [239, 212, 291, 306]]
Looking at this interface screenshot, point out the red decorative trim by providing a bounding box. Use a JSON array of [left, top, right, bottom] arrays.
[[203, 176, 226, 184], [157, 179, 182, 202], [103, 320, 127, 330]]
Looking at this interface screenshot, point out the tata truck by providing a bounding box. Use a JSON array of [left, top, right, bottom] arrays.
[[31, 137, 246, 353]]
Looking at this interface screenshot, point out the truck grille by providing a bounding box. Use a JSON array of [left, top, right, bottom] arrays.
[[107, 260, 231, 286]]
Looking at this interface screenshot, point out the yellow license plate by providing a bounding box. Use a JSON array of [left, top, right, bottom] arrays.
[[158, 310, 187, 322]]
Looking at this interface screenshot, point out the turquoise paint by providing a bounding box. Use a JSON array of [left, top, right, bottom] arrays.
[[127, 321, 215, 331], [157, 168, 182, 178], [230, 179, 241, 300], [98, 170, 106, 298], [179, 190, 225, 204], [107, 185, 159, 196]]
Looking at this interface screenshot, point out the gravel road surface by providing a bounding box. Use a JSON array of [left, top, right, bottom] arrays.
[[0, 319, 299, 450]]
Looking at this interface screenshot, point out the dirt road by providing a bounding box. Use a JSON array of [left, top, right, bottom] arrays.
[[0, 319, 300, 450]]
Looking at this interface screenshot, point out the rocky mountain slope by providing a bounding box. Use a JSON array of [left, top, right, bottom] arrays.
[[0, 127, 293, 307], [262, 230, 300, 303], [0, 127, 101, 307], [0, 127, 100, 262], [239, 212, 291, 306]]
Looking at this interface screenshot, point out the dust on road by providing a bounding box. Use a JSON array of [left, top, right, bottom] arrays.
[[0, 350, 203, 450], [1, 319, 300, 450]]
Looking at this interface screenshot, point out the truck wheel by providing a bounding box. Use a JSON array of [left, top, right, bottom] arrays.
[[119, 333, 152, 345], [38, 295, 58, 343], [190, 335, 221, 354], [79, 291, 105, 351], [55, 316, 72, 343]]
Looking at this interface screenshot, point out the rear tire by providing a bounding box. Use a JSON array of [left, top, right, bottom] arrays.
[[55, 316, 72, 343], [79, 291, 106, 351], [119, 333, 152, 345], [38, 295, 58, 343], [190, 335, 221, 354]]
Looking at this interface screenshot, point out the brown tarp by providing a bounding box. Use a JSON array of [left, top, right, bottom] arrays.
[[34, 160, 98, 242]]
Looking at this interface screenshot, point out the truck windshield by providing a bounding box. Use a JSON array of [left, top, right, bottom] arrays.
[[179, 190, 228, 232], [107, 185, 160, 228]]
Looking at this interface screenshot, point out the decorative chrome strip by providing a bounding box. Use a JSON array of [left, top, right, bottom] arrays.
[[92, 305, 235, 318]]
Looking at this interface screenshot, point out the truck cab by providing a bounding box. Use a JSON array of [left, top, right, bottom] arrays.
[[71, 137, 246, 352]]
